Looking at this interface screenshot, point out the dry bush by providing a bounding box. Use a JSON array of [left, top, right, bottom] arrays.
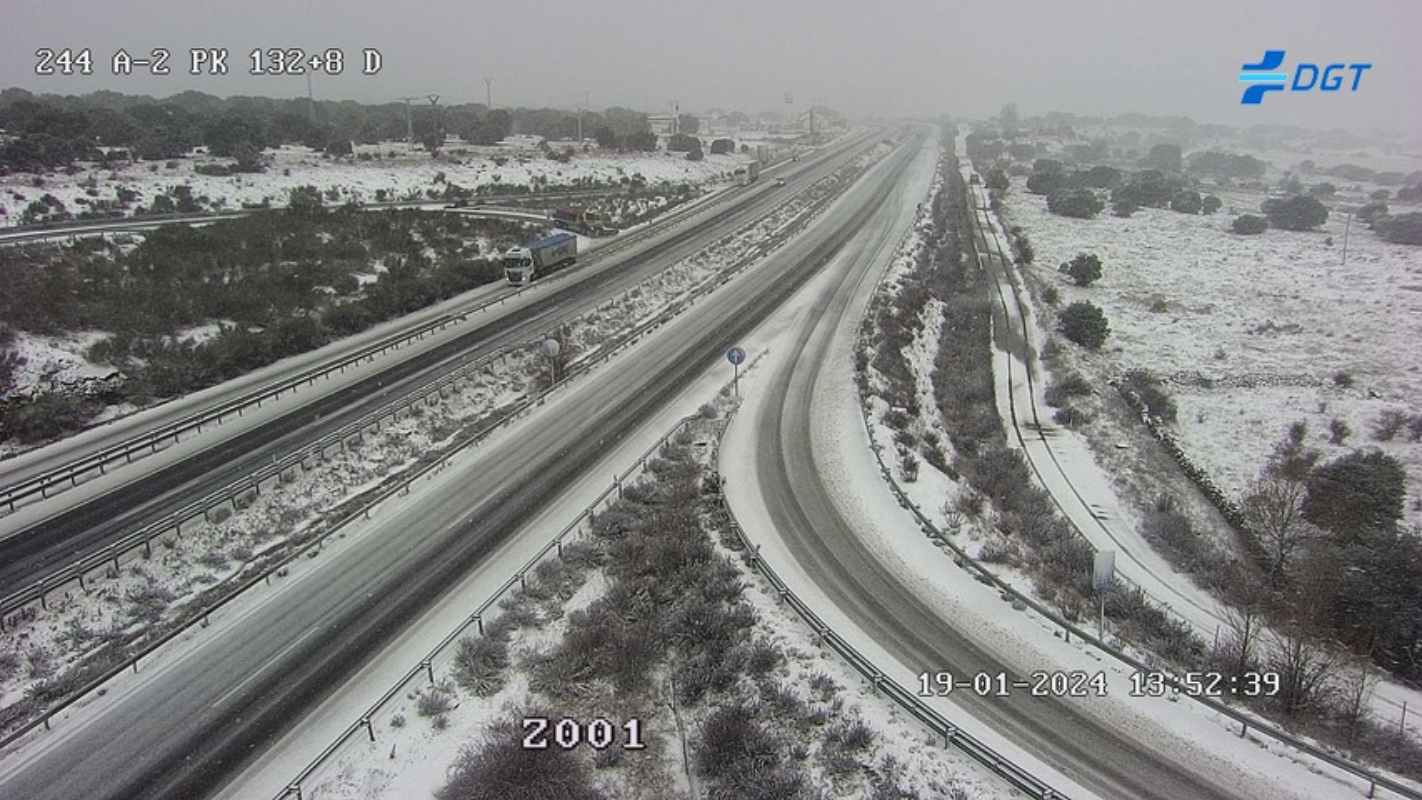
[[416, 679, 458, 717], [436, 714, 605, 800], [452, 633, 511, 697], [1372, 409, 1410, 442]]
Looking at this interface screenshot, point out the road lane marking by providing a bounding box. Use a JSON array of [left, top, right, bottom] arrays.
[[211, 627, 322, 710]]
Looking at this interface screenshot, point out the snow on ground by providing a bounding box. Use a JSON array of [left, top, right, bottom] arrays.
[[0, 151, 872, 738], [301, 414, 1001, 800], [0, 143, 746, 226], [979, 138, 1422, 744], [717, 248, 1384, 800], [3, 330, 119, 394], [998, 174, 1422, 530]]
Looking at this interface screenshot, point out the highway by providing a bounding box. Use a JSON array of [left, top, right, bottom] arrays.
[[0, 132, 874, 594], [734, 148, 1249, 799], [0, 129, 923, 799], [0, 188, 629, 246]]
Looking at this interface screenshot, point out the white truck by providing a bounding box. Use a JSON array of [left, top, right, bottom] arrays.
[[503, 231, 577, 285]]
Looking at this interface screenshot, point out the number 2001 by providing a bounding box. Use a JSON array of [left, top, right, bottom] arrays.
[[521, 717, 646, 750]]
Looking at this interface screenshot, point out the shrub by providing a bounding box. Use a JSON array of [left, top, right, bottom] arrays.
[[1046, 188, 1104, 219], [1061, 253, 1103, 287], [1357, 201, 1388, 224], [1232, 214, 1268, 235], [436, 716, 605, 800], [1376, 212, 1422, 245], [1057, 302, 1110, 350], [124, 581, 176, 623], [1329, 417, 1351, 445], [1201, 195, 1222, 214], [746, 638, 782, 676], [1332, 370, 1355, 388], [452, 634, 511, 696], [1170, 189, 1202, 214], [900, 451, 920, 482], [882, 408, 910, 430], [697, 702, 798, 793], [1262, 194, 1328, 231], [1043, 371, 1092, 407], [1372, 409, 1409, 442], [1042, 285, 1060, 305], [2, 392, 98, 444], [1302, 449, 1406, 534], [1111, 198, 1138, 217], [416, 682, 457, 717], [1053, 405, 1092, 426]]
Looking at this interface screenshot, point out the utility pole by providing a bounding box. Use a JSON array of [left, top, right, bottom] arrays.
[[484, 78, 493, 109], [306, 72, 315, 123], [1341, 209, 1354, 267], [576, 91, 589, 144], [396, 94, 440, 151], [397, 96, 418, 146]]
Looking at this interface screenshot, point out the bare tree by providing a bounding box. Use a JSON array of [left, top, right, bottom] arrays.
[[1241, 476, 1316, 581], [1269, 619, 1336, 717], [1217, 601, 1264, 677], [1334, 653, 1379, 744]]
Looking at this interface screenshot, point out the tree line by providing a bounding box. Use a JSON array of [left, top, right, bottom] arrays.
[[0, 87, 697, 172]]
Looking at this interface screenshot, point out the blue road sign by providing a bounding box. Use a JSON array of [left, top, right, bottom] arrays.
[[726, 346, 746, 366]]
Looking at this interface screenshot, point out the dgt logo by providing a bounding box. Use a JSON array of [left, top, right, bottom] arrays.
[[1239, 50, 1372, 105]]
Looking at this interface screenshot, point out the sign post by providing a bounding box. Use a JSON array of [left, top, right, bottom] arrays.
[[542, 338, 562, 385], [726, 346, 746, 397], [1091, 550, 1115, 640]]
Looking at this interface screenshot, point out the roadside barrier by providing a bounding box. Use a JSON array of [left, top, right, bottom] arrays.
[[0, 137, 883, 754], [851, 167, 1418, 800]]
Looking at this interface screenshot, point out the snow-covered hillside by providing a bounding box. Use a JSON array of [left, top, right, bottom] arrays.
[[0, 143, 750, 226]]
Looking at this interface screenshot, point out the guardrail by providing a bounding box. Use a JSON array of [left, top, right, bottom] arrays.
[[850, 169, 1420, 799], [0, 135, 867, 513], [0, 134, 877, 627], [0, 138, 881, 750], [269, 371, 748, 800], [0, 131, 875, 519], [714, 394, 1070, 800]]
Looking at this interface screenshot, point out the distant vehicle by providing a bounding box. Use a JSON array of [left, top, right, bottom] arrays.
[[504, 231, 577, 285], [774, 177, 786, 187], [735, 161, 761, 186]]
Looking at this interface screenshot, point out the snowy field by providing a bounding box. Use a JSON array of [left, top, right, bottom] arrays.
[[0, 142, 749, 226], [1000, 176, 1422, 529]]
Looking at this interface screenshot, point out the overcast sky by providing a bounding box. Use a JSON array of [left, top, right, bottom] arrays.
[[4, 0, 1417, 134]]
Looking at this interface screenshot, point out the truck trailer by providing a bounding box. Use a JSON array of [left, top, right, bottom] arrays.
[[735, 160, 761, 186], [503, 231, 577, 285]]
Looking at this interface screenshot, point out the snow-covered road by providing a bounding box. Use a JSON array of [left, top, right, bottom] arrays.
[[720, 133, 1371, 799]]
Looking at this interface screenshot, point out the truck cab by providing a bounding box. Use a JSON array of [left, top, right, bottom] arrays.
[[503, 247, 536, 285]]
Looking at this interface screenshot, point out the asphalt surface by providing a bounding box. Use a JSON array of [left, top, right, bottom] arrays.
[[0, 132, 875, 592], [0, 130, 921, 800], [746, 154, 1244, 800]]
